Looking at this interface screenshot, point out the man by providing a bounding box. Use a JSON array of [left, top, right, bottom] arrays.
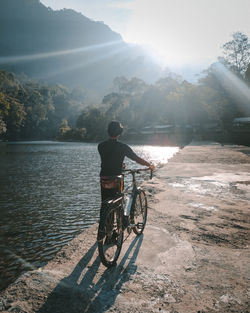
[[98, 121, 155, 204]]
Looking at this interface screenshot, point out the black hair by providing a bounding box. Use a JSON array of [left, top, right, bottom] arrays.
[[107, 121, 123, 137]]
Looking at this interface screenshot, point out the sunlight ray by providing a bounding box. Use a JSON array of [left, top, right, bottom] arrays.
[[213, 63, 250, 111], [37, 44, 128, 80], [0, 40, 123, 65]]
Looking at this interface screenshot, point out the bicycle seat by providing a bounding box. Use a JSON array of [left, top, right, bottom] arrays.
[[100, 175, 123, 189]]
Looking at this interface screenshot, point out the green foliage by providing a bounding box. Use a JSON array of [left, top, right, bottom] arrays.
[[77, 58, 250, 140], [0, 88, 26, 138], [0, 92, 10, 119], [245, 64, 250, 83], [0, 117, 6, 135], [76, 107, 106, 140], [5, 98, 26, 139], [60, 119, 71, 135], [221, 32, 250, 76], [0, 70, 86, 140], [57, 119, 86, 141], [1, 33, 250, 142], [113, 76, 147, 96]]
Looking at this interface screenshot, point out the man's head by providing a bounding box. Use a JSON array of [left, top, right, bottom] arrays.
[[108, 121, 123, 138]]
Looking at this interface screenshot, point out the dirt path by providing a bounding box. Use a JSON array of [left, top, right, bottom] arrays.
[[0, 142, 250, 313]]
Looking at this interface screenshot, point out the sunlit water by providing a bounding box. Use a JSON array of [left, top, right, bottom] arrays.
[[0, 141, 178, 290]]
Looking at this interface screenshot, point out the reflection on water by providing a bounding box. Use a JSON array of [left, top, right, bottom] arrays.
[[0, 141, 178, 290]]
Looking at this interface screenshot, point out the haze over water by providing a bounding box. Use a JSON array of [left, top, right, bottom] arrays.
[[0, 141, 178, 291]]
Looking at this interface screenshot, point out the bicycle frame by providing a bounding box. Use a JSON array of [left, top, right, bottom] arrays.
[[102, 169, 151, 228], [122, 168, 152, 225], [100, 168, 152, 229], [97, 167, 151, 267]]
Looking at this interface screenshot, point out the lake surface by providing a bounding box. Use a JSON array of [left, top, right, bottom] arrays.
[[0, 141, 178, 291]]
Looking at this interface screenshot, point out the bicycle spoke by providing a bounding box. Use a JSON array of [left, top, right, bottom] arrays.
[[97, 204, 124, 267], [132, 190, 148, 235]]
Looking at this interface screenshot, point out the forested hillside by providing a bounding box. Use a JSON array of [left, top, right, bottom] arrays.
[[0, 0, 163, 93], [75, 65, 250, 142], [71, 32, 250, 143], [0, 0, 249, 146], [1, 38, 249, 142], [0, 71, 87, 140]]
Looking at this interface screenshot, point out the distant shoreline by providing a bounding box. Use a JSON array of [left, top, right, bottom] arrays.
[[0, 138, 188, 148], [2, 135, 250, 147]]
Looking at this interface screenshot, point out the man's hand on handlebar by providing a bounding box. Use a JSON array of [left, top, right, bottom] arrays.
[[149, 163, 155, 171]]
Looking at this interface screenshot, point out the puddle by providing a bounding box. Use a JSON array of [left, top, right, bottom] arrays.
[[168, 183, 185, 188], [188, 184, 208, 194], [211, 181, 228, 187], [189, 203, 217, 211], [168, 175, 250, 200], [169, 179, 226, 196], [195, 173, 250, 183]]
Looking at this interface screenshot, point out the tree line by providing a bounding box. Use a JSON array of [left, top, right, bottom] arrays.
[[1, 32, 250, 142], [75, 32, 250, 141], [0, 71, 88, 140]]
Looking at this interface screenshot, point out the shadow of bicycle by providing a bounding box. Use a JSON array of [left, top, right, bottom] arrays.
[[37, 234, 144, 313]]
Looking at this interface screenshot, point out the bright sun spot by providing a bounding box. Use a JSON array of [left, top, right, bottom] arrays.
[[115, 0, 250, 67], [137, 145, 179, 166]]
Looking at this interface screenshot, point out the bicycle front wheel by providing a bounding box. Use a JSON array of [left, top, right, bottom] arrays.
[[97, 202, 124, 267], [131, 189, 148, 235]]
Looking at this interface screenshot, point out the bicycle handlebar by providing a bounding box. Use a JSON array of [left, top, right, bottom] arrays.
[[123, 167, 153, 179]]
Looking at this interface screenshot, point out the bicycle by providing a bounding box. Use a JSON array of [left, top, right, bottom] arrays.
[[97, 168, 152, 268]]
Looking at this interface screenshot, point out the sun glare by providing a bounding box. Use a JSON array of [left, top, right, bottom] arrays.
[[138, 146, 179, 166], [120, 0, 250, 67]]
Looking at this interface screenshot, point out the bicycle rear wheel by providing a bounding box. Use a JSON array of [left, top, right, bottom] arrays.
[[131, 189, 148, 235], [97, 201, 124, 267]]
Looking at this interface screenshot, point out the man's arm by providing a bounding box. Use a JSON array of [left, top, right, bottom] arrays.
[[135, 156, 155, 171], [124, 143, 155, 171]]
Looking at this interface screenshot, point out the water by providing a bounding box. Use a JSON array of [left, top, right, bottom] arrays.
[[0, 141, 178, 291]]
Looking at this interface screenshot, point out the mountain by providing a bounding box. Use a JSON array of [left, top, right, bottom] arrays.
[[0, 0, 163, 93]]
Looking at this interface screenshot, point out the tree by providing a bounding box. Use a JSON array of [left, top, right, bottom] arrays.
[[113, 76, 147, 96], [0, 91, 27, 139], [0, 69, 89, 140], [60, 119, 71, 135], [199, 63, 243, 126], [0, 92, 8, 136], [222, 32, 250, 75], [5, 98, 26, 139], [245, 63, 250, 83], [0, 117, 6, 135], [155, 76, 182, 94], [77, 107, 106, 140]]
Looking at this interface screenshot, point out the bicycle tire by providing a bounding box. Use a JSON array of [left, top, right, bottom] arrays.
[[97, 201, 124, 267], [131, 189, 148, 235]]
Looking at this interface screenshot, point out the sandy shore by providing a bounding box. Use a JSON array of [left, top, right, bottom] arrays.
[[0, 142, 250, 313]]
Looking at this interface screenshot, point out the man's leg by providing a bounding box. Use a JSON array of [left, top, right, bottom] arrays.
[[100, 186, 118, 218], [100, 186, 119, 244]]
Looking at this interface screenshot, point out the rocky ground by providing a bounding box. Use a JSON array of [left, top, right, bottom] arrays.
[[0, 142, 250, 313]]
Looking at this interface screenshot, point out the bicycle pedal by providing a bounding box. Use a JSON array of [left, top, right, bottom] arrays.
[[127, 226, 132, 234], [137, 223, 143, 229]]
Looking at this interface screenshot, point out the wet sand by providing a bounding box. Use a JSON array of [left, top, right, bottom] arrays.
[[0, 142, 249, 313]]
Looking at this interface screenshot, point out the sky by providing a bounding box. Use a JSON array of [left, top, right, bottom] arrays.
[[40, 0, 250, 72]]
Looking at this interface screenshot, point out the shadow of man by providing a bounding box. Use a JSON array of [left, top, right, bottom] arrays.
[[83, 235, 143, 313], [37, 235, 143, 313]]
